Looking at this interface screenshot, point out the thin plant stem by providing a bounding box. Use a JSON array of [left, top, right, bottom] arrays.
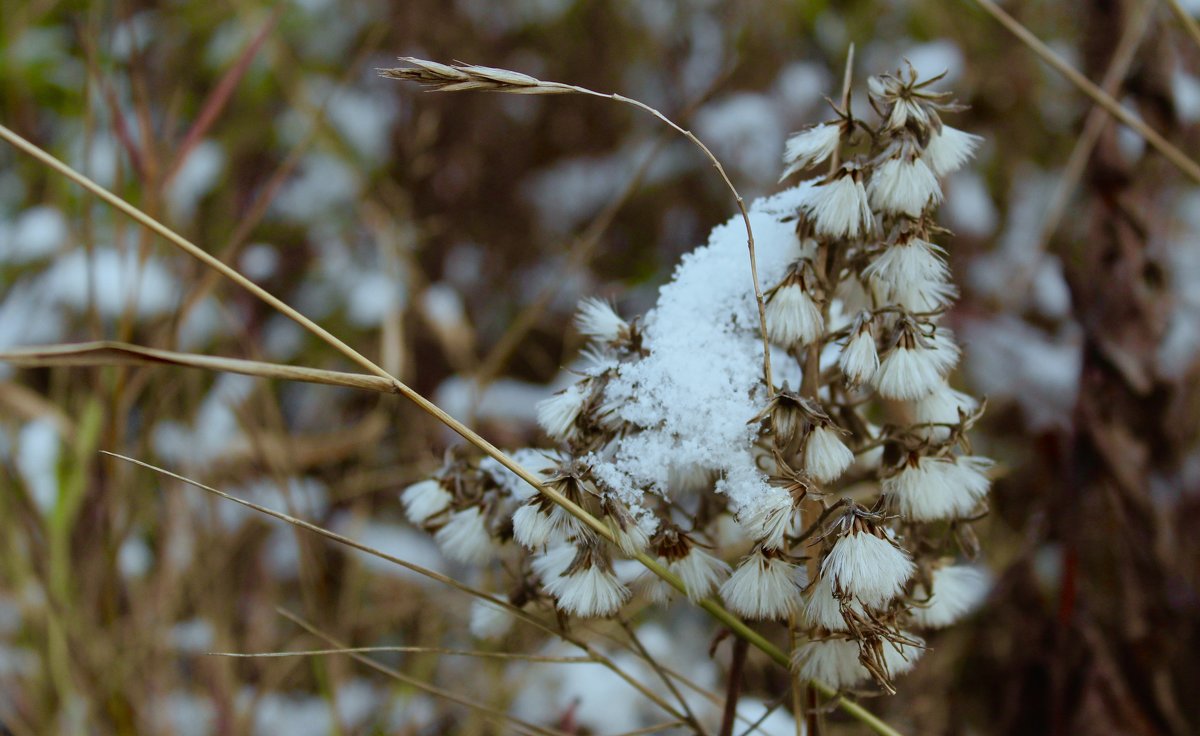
[[101, 452, 695, 728], [1, 122, 901, 736], [620, 620, 709, 736], [719, 637, 750, 736], [208, 647, 593, 663], [276, 609, 567, 736], [967, 0, 1200, 183]]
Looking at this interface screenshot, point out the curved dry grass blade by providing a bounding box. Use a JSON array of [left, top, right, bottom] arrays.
[[380, 58, 775, 390], [208, 647, 592, 663], [0, 342, 397, 393], [275, 609, 567, 736], [0, 123, 899, 735], [967, 0, 1200, 183]]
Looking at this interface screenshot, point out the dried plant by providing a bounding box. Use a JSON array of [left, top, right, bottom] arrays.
[[387, 57, 994, 702]]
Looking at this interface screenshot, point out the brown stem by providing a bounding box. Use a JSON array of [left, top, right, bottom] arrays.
[[719, 636, 750, 736]]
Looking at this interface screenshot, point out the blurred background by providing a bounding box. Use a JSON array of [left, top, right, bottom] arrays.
[[1, 0, 1199, 733]]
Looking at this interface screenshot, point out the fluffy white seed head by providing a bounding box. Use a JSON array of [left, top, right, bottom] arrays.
[[400, 479, 452, 526], [434, 507, 498, 564], [911, 381, 978, 441], [781, 123, 842, 180], [924, 125, 983, 176], [883, 454, 994, 522], [765, 282, 824, 347], [884, 456, 971, 521], [532, 543, 580, 581], [736, 490, 794, 550], [469, 596, 514, 639], [874, 329, 959, 401], [719, 551, 805, 620], [512, 502, 564, 549], [863, 239, 957, 312], [801, 575, 866, 632], [792, 638, 870, 690], [634, 568, 675, 605], [542, 559, 630, 618], [881, 95, 929, 131], [803, 425, 855, 483], [839, 327, 880, 386], [924, 328, 961, 375], [670, 546, 731, 602], [954, 455, 994, 501], [804, 174, 875, 239], [820, 529, 915, 608], [575, 298, 627, 343], [868, 157, 942, 217], [536, 383, 587, 441], [910, 565, 991, 628], [605, 509, 651, 556]]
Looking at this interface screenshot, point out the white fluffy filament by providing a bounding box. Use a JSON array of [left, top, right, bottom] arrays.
[[720, 551, 804, 620], [821, 529, 915, 609]]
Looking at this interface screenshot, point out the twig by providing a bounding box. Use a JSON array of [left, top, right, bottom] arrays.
[[0, 341, 397, 394], [719, 637, 750, 736]]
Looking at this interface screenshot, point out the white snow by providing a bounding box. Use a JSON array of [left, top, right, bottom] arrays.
[[16, 418, 62, 515], [166, 140, 225, 222], [0, 206, 68, 264], [588, 186, 809, 518]]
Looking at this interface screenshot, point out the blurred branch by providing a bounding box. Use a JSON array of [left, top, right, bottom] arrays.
[[162, 7, 282, 186], [1010, 0, 1159, 297], [1163, 0, 1200, 51], [968, 0, 1200, 183]]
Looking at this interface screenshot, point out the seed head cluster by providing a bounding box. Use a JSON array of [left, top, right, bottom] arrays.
[[398, 61, 992, 694]]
